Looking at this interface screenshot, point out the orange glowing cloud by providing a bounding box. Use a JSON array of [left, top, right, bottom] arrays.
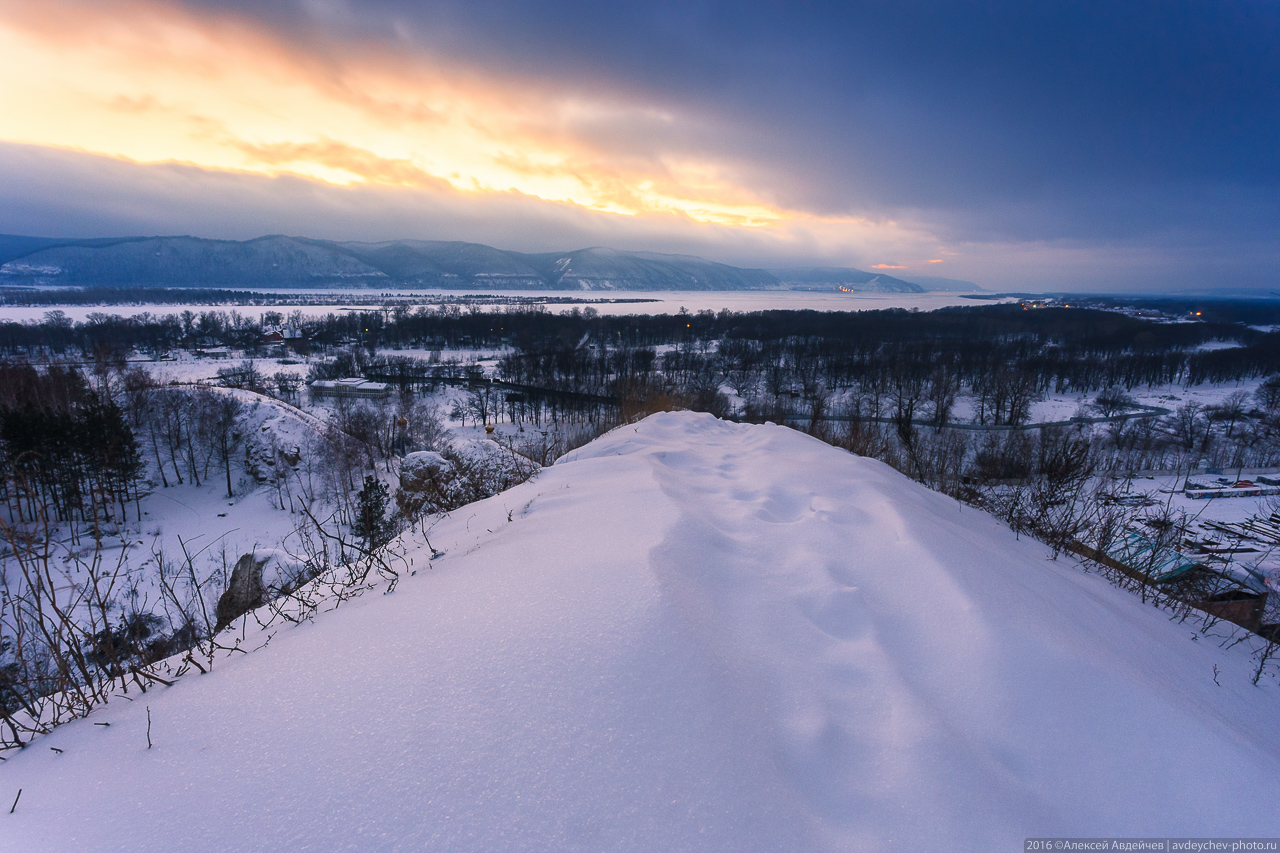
[[0, 0, 793, 227], [928, 258, 943, 263], [0, 0, 967, 271], [870, 263, 906, 269]]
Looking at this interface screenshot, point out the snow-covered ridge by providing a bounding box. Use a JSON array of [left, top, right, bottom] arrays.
[[5, 412, 1280, 850]]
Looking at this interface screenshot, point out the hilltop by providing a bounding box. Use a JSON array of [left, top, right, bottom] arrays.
[[4, 412, 1276, 850]]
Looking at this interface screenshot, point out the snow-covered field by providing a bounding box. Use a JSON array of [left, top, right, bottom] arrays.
[[145, 354, 313, 385], [947, 378, 1264, 426], [4, 412, 1278, 851], [101, 347, 506, 386]]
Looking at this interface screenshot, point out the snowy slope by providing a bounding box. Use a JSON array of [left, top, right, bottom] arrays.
[[92, 390, 331, 621], [4, 413, 1280, 851]]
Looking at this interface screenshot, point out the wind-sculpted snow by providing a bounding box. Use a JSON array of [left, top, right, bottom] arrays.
[[5, 413, 1280, 851]]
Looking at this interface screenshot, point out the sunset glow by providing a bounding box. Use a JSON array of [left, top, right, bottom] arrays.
[[0, 0, 1270, 290], [0, 0, 792, 228]]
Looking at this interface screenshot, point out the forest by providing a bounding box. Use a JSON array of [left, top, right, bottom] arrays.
[[2, 299, 1280, 747]]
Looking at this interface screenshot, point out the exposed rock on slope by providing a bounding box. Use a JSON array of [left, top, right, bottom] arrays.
[[213, 553, 269, 631]]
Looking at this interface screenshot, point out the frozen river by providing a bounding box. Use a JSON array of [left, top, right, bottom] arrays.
[[0, 289, 1012, 322]]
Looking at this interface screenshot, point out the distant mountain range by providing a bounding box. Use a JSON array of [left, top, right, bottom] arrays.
[[0, 234, 981, 292]]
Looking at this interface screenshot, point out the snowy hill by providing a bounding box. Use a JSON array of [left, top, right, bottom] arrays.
[[5, 412, 1280, 850]]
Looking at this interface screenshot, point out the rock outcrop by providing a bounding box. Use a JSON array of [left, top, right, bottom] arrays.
[[214, 553, 269, 631]]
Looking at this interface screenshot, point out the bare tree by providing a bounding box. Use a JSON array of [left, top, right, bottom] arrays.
[[925, 366, 959, 431], [210, 393, 245, 498], [1170, 401, 1208, 453], [1093, 387, 1134, 417]]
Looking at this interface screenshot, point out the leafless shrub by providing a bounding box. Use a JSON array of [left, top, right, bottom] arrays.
[[0, 509, 184, 749]]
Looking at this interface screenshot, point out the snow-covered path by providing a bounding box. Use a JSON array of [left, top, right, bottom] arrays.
[[4, 413, 1280, 851]]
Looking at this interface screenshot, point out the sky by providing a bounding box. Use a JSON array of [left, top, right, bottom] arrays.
[[0, 0, 1277, 292]]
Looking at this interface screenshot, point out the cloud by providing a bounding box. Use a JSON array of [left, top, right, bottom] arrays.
[[0, 142, 935, 267], [5, 141, 1277, 292], [0, 0, 1278, 291], [0, 0, 803, 227]]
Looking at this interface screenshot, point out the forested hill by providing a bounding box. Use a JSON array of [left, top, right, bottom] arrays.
[[0, 233, 945, 292]]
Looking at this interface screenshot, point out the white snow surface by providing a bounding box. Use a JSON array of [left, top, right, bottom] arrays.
[[5, 412, 1280, 851]]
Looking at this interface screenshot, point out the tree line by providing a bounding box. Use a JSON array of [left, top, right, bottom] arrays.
[[3, 304, 1279, 391], [0, 363, 143, 535]]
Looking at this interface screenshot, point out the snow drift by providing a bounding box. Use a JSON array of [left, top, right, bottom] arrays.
[[4, 412, 1280, 851]]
